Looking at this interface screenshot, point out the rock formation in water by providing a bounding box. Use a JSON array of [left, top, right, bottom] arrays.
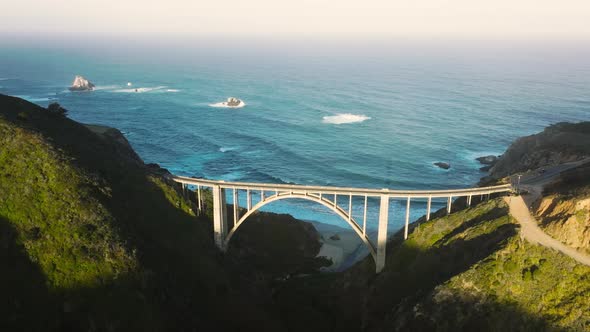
[[477, 155, 501, 172], [476, 155, 499, 165], [434, 162, 451, 169], [226, 97, 243, 107], [68, 75, 95, 91]]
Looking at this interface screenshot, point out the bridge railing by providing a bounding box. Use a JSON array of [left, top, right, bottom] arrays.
[[169, 175, 512, 198], [168, 174, 513, 273]]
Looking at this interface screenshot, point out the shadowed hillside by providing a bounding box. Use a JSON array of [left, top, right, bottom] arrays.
[[272, 199, 590, 331], [0, 94, 282, 331], [2, 94, 590, 331]]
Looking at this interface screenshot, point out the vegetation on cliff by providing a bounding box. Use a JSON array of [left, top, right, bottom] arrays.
[[0, 95, 282, 331], [2, 94, 589, 331], [273, 199, 590, 331]]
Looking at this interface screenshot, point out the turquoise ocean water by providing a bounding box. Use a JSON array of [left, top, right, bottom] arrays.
[[1, 42, 589, 241]]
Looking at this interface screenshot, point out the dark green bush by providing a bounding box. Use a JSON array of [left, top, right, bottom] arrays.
[[16, 111, 28, 121], [46, 102, 68, 116]]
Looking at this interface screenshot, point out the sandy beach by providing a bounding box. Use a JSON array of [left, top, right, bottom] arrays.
[[310, 221, 366, 271]]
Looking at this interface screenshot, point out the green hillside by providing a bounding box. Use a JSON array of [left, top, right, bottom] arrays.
[[2, 94, 589, 331], [0, 95, 279, 331], [274, 199, 590, 331]]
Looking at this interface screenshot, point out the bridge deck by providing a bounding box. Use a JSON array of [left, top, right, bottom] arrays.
[[169, 174, 513, 273], [170, 175, 512, 198]]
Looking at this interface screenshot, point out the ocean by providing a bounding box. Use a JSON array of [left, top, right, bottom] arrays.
[[1, 41, 589, 239]]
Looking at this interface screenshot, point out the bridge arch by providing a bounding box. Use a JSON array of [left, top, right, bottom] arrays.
[[171, 174, 513, 273], [224, 192, 377, 262]]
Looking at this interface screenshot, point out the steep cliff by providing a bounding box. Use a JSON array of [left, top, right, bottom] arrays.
[[0, 94, 283, 331], [532, 162, 590, 255], [488, 122, 590, 179]]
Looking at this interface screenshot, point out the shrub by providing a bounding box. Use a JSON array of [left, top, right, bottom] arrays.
[[503, 259, 518, 273], [531, 265, 541, 279], [47, 102, 68, 116], [16, 111, 28, 121], [575, 209, 587, 223], [522, 268, 533, 281]]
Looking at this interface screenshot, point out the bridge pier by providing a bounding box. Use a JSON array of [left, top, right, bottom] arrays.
[[404, 197, 411, 240], [447, 196, 453, 214], [170, 175, 513, 274], [212, 185, 228, 250], [375, 194, 389, 273]]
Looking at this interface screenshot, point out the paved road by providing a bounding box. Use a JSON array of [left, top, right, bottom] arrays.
[[512, 158, 590, 206], [504, 158, 590, 266]]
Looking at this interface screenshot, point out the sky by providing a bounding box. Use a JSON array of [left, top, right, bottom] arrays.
[[1, 0, 590, 41]]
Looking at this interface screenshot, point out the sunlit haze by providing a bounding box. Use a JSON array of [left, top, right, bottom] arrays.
[[2, 0, 590, 41]]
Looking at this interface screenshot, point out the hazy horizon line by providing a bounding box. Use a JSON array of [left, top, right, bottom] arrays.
[[3, 32, 590, 52]]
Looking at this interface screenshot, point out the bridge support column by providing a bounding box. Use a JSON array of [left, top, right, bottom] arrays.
[[375, 195, 389, 273], [212, 185, 228, 250], [447, 196, 452, 214], [404, 197, 411, 240], [426, 196, 432, 221]]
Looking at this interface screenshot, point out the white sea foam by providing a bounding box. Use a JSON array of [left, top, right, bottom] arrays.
[[209, 101, 246, 108], [15, 95, 53, 102], [322, 113, 371, 125], [219, 147, 237, 153], [462, 150, 503, 162], [166, 89, 180, 92], [113, 86, 167, 93], [93, 85, 120, 91]]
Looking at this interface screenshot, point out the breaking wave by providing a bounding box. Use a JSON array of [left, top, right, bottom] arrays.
[[219, 147, 237, 153], [93, 85, 120, 91], [322, 113, 371, 124], [14, 95, 54, 102], [113, 86, 168, 93]]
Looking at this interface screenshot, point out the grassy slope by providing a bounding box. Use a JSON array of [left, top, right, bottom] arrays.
[[386, 200, 590, 332], [376, 199, 590, 332], [3, 94, 588, 331], [274, 199, 590, 332], [0, 95, 280, 331]]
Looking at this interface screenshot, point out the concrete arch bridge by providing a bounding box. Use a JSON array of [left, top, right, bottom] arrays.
[[170, 175, 512, 272]]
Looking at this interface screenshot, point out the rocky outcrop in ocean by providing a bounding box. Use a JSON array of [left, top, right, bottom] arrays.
[[68, 75, 95, 91], [209, 97, 245, 108], [434, 162, 451, 170], [226, 97, 242, 107], [477, 154, 501, 172]]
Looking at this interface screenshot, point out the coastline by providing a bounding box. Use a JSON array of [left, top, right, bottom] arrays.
[[309, 221, 366, 271], [82, 123, 494, 273]]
